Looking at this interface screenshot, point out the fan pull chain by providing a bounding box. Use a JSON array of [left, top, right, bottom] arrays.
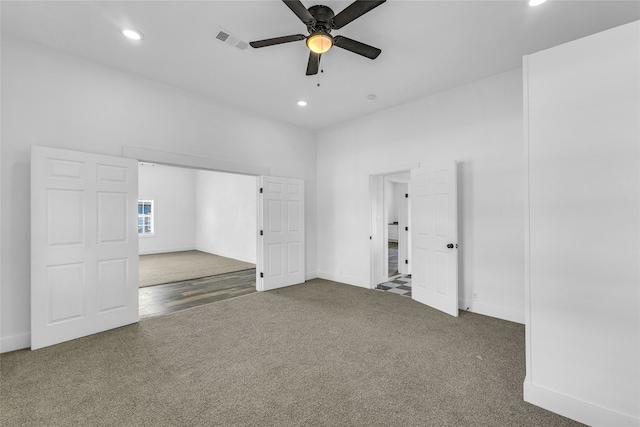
[[317, 55, 324, 87]]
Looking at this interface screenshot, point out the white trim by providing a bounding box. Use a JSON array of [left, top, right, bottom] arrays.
[[138, 246, 196, 256], [369, 175, 378, 289], [369, 174, 386, 289], [317, 271, 369, 289], [386, 176, 410, 184], [459, 300, 525, 324], [524, 382, 640, 427], [1, 332, 31, 353], [305, 270, 318, 281], [122, 146, 269, 176], [195, 248, 256, 265], [522, 54, 534, 392], [367, 162, 420, 177]]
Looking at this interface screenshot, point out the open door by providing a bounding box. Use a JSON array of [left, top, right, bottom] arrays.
[[31, 146, 139, 350], [397, 182, 410, 275], [257, 176, 305, 291], [410, 161, 459, 317]]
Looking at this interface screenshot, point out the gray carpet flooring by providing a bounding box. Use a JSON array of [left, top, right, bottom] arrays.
[[0, 279, 583, 427]]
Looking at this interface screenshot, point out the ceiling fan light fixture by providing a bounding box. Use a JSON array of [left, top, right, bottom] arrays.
[[306, 32, 333, 54]]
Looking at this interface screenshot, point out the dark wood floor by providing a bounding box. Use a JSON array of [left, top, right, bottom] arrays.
[[139, 268, 256, 318]]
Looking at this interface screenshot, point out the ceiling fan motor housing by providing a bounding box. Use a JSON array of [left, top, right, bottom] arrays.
[[307, 5, 335, 33]]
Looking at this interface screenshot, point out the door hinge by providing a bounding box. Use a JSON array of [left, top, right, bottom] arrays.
[[405, 259, 409, 264], [405, 193, 408, 198], [259, 187, 263, 193], [405, 226, 408, 231], [260, 272, 264, 278], [369, 236, 372, 240], [260, 230, 263, 236]]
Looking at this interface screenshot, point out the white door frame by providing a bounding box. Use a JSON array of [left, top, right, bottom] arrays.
[[123, 147, 269, 291], [368, 163, 419, 289]]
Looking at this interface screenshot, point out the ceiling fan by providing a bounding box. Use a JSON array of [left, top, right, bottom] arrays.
[[249, 0, 386, 76]]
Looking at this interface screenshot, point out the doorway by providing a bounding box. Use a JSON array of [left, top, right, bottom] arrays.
[[369, 161, 460, 315], [370, 168, 413, 290], [136, 162, 258, 317], [386, 178, 410, 278], [128, 150, 307, 317]]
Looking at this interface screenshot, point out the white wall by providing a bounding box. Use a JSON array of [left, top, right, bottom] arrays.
[[317, 68, 525, 323], [383, 173, 410, 226], [138, 163, 197, 255], [524, 21, 639, 426], [0, 36, 317, 352], [195, 170, 257, 264]]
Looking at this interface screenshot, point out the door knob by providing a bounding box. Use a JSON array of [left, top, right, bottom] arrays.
[[447, 243, 458, 249]]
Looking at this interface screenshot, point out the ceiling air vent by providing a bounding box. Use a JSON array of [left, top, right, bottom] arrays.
[[216, 30, 249, 51]]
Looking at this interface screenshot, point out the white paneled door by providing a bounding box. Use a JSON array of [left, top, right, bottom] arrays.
[[410, 161, 459, 317], [31, 146, 139, 350], [258, 176, 305, 291]]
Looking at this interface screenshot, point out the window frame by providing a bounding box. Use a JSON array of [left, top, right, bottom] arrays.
[[137, 198, 156, 237]]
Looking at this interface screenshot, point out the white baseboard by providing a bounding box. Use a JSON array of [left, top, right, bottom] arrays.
[[459, 299, 524, 324], [138, 246, 195, 256], [316, 271, 370, 289], [524, 381, 639, 426], [305, 270, 318, 281], [1, 332, 30, 353], [195, 247, 256, 264]]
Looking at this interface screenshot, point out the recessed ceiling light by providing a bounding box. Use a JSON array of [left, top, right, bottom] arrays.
[[297, 100, 308, 107], [122, 28, 143, 40], [529, 0, 548, 6]]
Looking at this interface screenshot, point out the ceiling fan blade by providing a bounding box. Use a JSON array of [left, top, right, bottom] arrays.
[[306, 52, 321, 75], [333, 36, 381, 59], [283, 0, 315, 25], [332, 0, 386, 29], [250, 34, 306, 48]]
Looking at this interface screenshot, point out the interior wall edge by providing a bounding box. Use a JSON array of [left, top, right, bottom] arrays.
[[305, 270, 319, 281], [459, 300, 525, 324], [317, 272, 370, 289], [524, 382, 639, 427], [522, 52, 533, 403]]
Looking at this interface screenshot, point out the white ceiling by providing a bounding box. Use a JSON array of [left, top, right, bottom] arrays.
[[2, 0, 639, 130]]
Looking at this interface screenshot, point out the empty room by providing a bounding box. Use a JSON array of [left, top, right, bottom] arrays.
[[137, 162, 258, 317], [1, 1, 638, 426]]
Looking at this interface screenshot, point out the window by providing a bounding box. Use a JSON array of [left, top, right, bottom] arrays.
[[138, 199, 155, 235]]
